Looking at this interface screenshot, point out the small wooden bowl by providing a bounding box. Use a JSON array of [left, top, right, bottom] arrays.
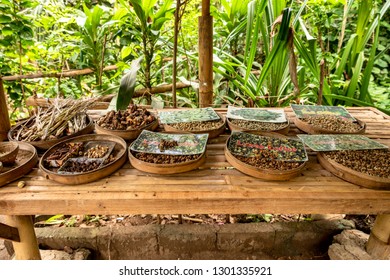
[[162, 113, 226, 139], [294, 117, 366, 134], [39, 134, 127, 185], [317, 152, 390, 190], [0, 142, 38, 187], [227, 118, 290, 135], [8, 114, 95, 150], [224, 132, 306, 180], [128, 150, 206, 175], [0, 142, 19, 165], [95, 119, 159, 141]]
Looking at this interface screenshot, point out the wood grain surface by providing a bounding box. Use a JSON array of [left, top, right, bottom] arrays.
[[1, 107, 389, 215]]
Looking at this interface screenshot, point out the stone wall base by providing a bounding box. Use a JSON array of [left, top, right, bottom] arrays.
[[27, 220, 355, 260]]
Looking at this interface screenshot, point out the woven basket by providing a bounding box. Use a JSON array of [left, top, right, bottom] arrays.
[[0, 142, 19, 165]]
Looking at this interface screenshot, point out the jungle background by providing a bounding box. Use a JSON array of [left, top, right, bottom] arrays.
[[0, 0, 389, 121]]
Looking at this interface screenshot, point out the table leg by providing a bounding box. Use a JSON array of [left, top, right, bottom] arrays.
[[4, 215, 41, 260], [366, 214, 390, 260]]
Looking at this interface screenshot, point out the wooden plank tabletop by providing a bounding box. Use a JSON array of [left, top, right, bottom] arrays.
[[1, 107, 390, 216]]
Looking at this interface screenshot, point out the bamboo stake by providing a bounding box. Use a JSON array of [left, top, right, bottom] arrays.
[[4, 215, 41, 260], [366, 214, 390, 259], [318, 59, 325, 105], [0, 78, 11, 141]]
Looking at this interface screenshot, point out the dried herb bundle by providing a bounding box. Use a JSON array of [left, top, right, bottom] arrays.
[[13, 99, 94, 141]]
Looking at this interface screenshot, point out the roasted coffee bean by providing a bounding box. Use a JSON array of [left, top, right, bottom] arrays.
[[235, 155, 303, 170], [169, 119, 224, 131], [300, 115, 362, 133], [134, 152, 200, 164], [229, 119, 288, 131], [324, 149, 390, 178]]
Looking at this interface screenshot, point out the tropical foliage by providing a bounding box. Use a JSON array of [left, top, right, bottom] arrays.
[[0, 0, 389, 119]]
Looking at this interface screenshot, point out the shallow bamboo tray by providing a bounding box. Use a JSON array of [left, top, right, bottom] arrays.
[[162, 113, 226, 139], [39, 134, 127, 185], [8, 114, 95, 150], [294, 117, 366, 134], [95, 118, 159, 141], [128, 150, 206, 175], [224, 133, 306, 181], [0, 142, 38, 187], [227, 118, 290, 135], [0, 141, 19, 165], [317, 152, 390, 190]]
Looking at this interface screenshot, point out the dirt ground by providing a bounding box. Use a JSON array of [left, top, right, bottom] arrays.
[[32, 213, 376, 231]]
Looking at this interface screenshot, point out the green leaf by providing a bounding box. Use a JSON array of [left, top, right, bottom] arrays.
[[345, 52, 364, 105], [1, 26, 12, 37], [121, 46, 133, 60], [116, 57, 143, 111], [0, 15, 12, 23]]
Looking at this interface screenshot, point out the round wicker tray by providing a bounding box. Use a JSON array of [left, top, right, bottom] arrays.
[[317, 152, 390, 190], [39, 134, 127, 185], [294, 117, 366, 134], [224, 132, 306, 181]]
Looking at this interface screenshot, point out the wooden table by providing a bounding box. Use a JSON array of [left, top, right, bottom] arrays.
[[1, 107, 390, 259]]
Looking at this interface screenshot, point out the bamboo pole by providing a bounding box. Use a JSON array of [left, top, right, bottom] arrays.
[[317, 59, 325, 105], [172, 0, 181, 108], [366, 214, 390, 259], [198, 0, 213, 108], [26, 82, 192, 109], [1, 65, 118, 81], [4, 215, 41, 260], [0, 78, 11, 141]]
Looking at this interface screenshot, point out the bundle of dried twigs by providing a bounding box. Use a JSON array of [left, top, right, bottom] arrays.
[[14, 98, 96, 141]]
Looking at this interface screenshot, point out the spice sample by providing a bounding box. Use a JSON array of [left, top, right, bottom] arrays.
[[45, 142, 84, 167], [58, 158, 102, 174], [97, 104, 156, 130], [84, 144, 110, 158]]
